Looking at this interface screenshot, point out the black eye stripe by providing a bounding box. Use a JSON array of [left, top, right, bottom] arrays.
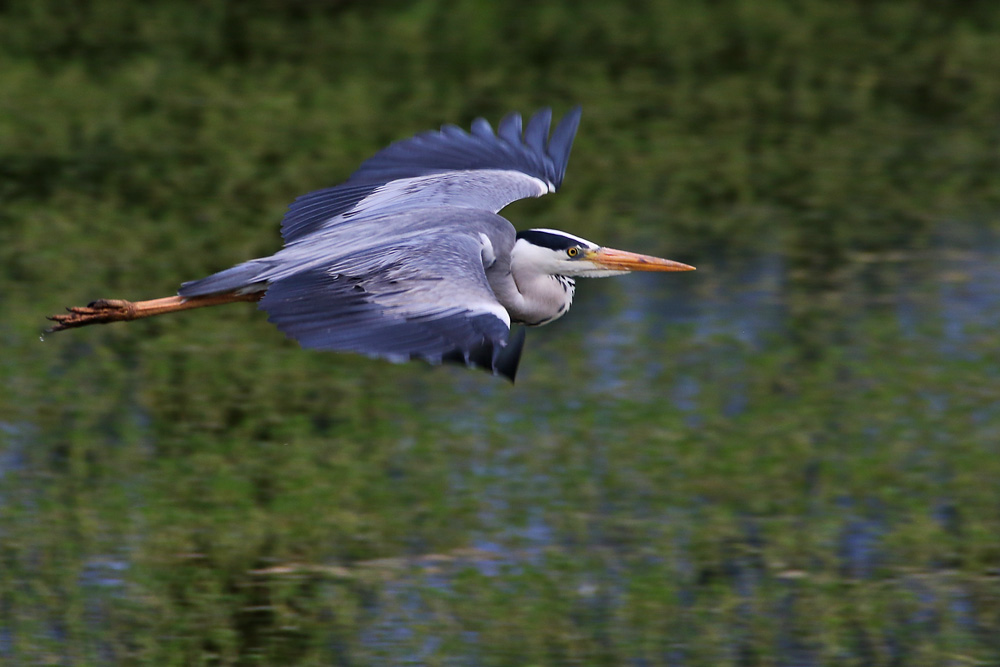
[[516, 229, 580, 251]]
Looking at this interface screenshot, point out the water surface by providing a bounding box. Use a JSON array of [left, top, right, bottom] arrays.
[[9, 222, 998, 664]]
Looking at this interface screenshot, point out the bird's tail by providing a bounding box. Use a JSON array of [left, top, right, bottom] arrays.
[[45, 292, 261, 333], [178, 260, 269, 298]]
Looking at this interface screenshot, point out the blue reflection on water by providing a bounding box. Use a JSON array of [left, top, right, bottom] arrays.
[[11, 223, 998, 663], [352, 223, 1000, 662]]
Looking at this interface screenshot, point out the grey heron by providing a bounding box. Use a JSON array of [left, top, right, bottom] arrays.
[[47, 107, 694, 381]]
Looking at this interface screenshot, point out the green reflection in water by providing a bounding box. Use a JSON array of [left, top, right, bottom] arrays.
[[3, 225, 998, 665], [3, 1, 1000, 663]]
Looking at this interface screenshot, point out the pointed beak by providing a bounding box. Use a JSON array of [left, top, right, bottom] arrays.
[[585, 247, 696, 272]]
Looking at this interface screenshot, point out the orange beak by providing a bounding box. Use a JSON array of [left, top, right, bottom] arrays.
[[585, 247, 696, 272]]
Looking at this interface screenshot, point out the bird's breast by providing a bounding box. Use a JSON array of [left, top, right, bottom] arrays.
[[510, 275, 575, 327]]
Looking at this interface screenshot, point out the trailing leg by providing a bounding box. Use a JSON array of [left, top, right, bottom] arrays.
[[45, 292, 262, 332]]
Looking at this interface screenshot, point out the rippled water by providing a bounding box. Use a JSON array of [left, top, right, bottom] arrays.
[[2, 222, 998, 664], [342, 222, 1000, 662]]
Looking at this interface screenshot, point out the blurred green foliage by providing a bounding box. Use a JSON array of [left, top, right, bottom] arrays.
[[2, 0, 1000, 664]]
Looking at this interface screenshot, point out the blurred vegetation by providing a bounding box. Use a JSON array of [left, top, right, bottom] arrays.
[[2, 0, 999, 664]]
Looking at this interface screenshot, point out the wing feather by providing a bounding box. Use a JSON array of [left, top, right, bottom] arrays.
[[523, 108, 552, 155], [258, 229, 524, 379], [470, 117, 494, 140], [546, 108, 582, 186], [280, 106, 583, 243], [497, 111, 523, 145]]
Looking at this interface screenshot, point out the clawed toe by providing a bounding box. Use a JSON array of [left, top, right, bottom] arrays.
[[44, 300, 135, 332], [86, 299, 126, 309], [42, 292, 256, 335]]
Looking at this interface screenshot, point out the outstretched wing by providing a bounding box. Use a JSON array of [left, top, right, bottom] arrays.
[[280, 106, 582, 243], [258, 221, 525, 380]]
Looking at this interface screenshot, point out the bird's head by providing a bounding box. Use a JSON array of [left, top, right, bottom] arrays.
[[513, 229, 695, 278]]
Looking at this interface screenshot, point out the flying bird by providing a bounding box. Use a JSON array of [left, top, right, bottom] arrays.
[[47, 107, 694, 381]]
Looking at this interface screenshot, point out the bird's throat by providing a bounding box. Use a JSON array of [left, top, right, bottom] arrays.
[[508, 272, 576, 327]]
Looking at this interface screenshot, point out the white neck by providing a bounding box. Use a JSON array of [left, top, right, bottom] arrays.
[[500, 242, 577, 326]]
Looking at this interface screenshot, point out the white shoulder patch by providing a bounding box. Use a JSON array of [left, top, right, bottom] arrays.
[[475, 301, 512, 328], [479, 232, 497, 266]]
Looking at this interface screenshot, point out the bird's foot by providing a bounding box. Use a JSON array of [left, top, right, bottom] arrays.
[[45, 299, 137, 332]]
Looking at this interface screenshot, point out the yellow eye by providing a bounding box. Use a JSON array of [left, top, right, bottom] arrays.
[[567, 247, 580, 257]]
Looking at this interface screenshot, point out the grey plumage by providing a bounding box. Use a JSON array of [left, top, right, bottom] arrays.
[[181, 108, 585, 380], [47, 107, 694, 372], [277, 107, 580, 243]]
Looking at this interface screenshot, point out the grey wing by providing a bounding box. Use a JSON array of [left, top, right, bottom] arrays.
[[280, 106, 582, 243], [258, 226, 526, 380]]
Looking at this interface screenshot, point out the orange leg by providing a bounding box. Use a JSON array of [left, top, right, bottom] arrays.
[[45, 291, 263, 332]]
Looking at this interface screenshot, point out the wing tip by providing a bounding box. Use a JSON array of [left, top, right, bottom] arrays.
[[547, 106, 583, 187], [437, 323, 524, 382], [493, 326, 526, 383]]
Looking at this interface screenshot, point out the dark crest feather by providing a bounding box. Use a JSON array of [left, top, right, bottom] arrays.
[[515, 229, 581, 251]]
